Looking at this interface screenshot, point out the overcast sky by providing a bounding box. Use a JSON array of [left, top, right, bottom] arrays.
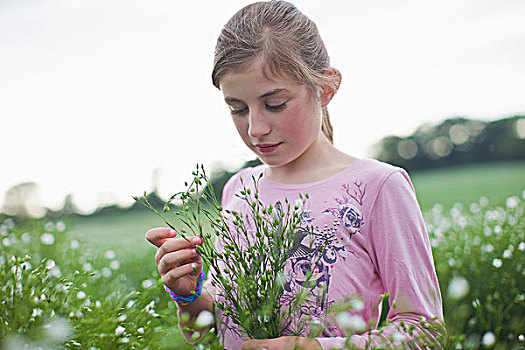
[[1, 0, 524, 214]]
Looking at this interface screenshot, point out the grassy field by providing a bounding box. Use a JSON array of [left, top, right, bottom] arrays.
[[410, 160, 525, 210]]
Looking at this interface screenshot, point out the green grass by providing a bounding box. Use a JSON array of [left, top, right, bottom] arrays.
[[410, 160, 525, 210], [69, 210, 159, 255]]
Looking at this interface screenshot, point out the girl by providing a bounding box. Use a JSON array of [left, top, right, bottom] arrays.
[[146, 1, 445, 349]]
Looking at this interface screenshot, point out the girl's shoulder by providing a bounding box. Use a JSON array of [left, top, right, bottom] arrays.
[[352, 157, 406, 179], [349, 158, 414, 201]]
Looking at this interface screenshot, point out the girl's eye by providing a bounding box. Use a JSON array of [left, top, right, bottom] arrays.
[[230, 107, 248, 116], [266, 102, 286, 112]]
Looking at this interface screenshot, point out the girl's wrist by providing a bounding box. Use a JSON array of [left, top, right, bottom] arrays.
[[165, 271, 206, 305]]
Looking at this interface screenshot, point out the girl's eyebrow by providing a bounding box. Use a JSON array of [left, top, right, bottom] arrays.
[[260, 88, 288, 98], [224, 88, 288, 104]]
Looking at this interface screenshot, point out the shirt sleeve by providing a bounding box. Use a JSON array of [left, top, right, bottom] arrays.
[[316, 170, 445, 349]]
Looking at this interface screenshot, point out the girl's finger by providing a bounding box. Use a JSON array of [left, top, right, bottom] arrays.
[[162, 262, 201, 288], [158, 248, 201, 275], [145, 227, 177, 248], [155, 235, 203, 265]]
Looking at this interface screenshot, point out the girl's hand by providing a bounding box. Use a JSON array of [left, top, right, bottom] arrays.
[[241, 336, 321, 350], [145, 227, 203, 296]]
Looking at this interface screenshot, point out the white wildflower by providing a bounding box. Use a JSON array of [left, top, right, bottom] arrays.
[[118, 314, 127, 322], [506, 196, 519, 209], [519, 334, 524, 342], [126, 300, 135, 308], [104, 250, 116, 259], [347, 315, 366, 331], [77, 291, 86, 299], [119, 337, 130, 343], [32, 308, 43, 317], [115, 326, 126, 336], [70, 240, 80, 249], [481, 331, 496, 347], [492, 259, 502, 268], [432, 204, 443, 214], [518, 242, 525, 251], [336, 312, 365, 331], [481, 244, 494, 253], [494, 225, 502, 234], [46, 259, 56, 269], [49, 266, 62, 278], [2, 238, 11, 246], [137, 327, 145, 334], [102, 267, 112, 277], [110, 260, 120, 270], [41, 233, 55, 245], [83, 263, 93, 272], [56, 221, 66, 232], [479, 196, 489, 207], [503, 249, 512, 259], [195, 310, 215, 328], [21, 232, 30, 242], [45, 222, 55, 231], [349, 298, 365, 311], [470, 203, 480, 213], [141, 279, 154, 289], [447, 276, 470, 300]]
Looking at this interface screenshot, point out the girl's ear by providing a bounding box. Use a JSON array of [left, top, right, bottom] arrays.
[[320, 68, 342, 107]]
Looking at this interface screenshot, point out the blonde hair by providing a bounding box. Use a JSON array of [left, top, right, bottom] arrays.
[[212, 0, 339, 143]]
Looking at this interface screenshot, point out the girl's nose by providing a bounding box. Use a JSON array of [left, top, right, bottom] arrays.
[[248, 110, 271, 139]]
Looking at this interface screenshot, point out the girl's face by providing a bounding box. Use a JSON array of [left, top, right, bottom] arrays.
[[219, 61, 324, 169]]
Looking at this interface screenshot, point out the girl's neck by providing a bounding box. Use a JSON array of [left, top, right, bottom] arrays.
[[264, 136, 358, 184]]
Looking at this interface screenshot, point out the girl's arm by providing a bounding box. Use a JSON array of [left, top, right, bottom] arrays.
[[177, 290, 215, 342], [316, 170, 445, 349]]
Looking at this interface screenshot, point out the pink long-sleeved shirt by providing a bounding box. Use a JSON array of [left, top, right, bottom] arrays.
[[209, 158, 444, 349]]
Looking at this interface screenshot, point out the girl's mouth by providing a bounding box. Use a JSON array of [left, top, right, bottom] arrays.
[[255, 143, 282, 153]]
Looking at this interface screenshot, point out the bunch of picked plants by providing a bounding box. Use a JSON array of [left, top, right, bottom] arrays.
[[135, 164, 323, 340]]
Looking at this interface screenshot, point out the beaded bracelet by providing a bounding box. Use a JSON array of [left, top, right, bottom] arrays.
[[165, 271, 206, 305]]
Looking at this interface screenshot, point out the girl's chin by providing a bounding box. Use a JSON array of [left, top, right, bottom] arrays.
[[258, 157, 292, 168]]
